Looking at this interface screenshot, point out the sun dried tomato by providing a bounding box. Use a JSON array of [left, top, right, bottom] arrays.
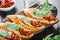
[[20, 28, 32, 36], [8, 32, 20, 40], [43, 15, 57, 21], [0, 0, 14, 8], [30, 20, 42, 27]]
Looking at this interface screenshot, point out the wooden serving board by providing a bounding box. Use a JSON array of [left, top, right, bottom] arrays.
[[3, 4, 58, 40]]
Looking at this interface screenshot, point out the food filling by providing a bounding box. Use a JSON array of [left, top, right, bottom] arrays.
[[30, 20, 42, 27], [20, 28, 32, 36], [6, 22, 32, 36], [7, 32, 20, 40]]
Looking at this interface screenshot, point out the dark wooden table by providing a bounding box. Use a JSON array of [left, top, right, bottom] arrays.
[[0, 0, 60, 40]]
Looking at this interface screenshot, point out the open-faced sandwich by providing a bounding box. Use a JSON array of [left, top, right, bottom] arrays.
[[23, 2, 58, 25], [0, 23, 21, 40], [0, 22, 33, 39], [7, 15, 45, 33]]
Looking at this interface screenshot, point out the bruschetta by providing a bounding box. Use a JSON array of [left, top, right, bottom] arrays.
[[0, 22, 33, 39], [23, 8, 58, 25], [0, 23, 21, 40], [7, 15, 45, 33]]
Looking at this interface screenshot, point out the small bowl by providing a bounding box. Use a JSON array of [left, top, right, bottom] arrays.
[[0, 0, 16, 11]]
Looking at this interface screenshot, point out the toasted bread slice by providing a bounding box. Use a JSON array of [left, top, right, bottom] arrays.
[[0, 22, 33, 39], [7, 15, 45, 33], [15, 15, 45, 31], [23, 8, 58, 25], [0, 36, 8, 40]]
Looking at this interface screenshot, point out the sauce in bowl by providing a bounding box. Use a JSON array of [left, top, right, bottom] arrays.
[[0, 0, 14, 8]]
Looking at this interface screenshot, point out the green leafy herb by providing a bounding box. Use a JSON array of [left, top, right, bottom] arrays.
[[32, 10, 44, 18], [0, 29, 10, 38], [32, 2, 55, 18], [21, 16, 31, 23], [15, 31, 20, 36], [40, 2, 55, 16], [32, 10, 36, 15], [42, 35, 53, 40], [40, 2, 55, 13], [36, 11, 44, 18], [45, 13, 50, 16], [42, 35, 60, 40], [54, 35, 60, 40], [5, 22, 21, 31]]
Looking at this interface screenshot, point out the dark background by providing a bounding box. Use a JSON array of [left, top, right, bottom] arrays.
[[0, 0, 60, 40]]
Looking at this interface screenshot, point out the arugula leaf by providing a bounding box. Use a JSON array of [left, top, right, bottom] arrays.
[[32, 2, 55, 18], [40, 2, 55, 16], [5, 22, 20, 31], [43, 35, 53, 40], [32, 10, 44, 18], [0, 29, 10, 38], [40, 2, 55, 12], [37, 11, 44, 18], [42, 35, 60, 40], [54, 35, 60, 40], [32, 10, 36, 15], [21, 16, 31, 23]]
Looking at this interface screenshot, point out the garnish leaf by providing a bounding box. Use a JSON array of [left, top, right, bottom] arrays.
[[37, 11, 44, 18], [0, 30, 10, 38], [15, 31, 20, 36], [54, 35, 60, 40], [32, 10, 44, 18], [32, 10, 36, 15], [5, 22, 20, 31], [42, 35, 60, 40], [43, 35, 52, 40], [32, 2, 55, 18], [40, 2, 55, 13], [21, 16, 31, 23]]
